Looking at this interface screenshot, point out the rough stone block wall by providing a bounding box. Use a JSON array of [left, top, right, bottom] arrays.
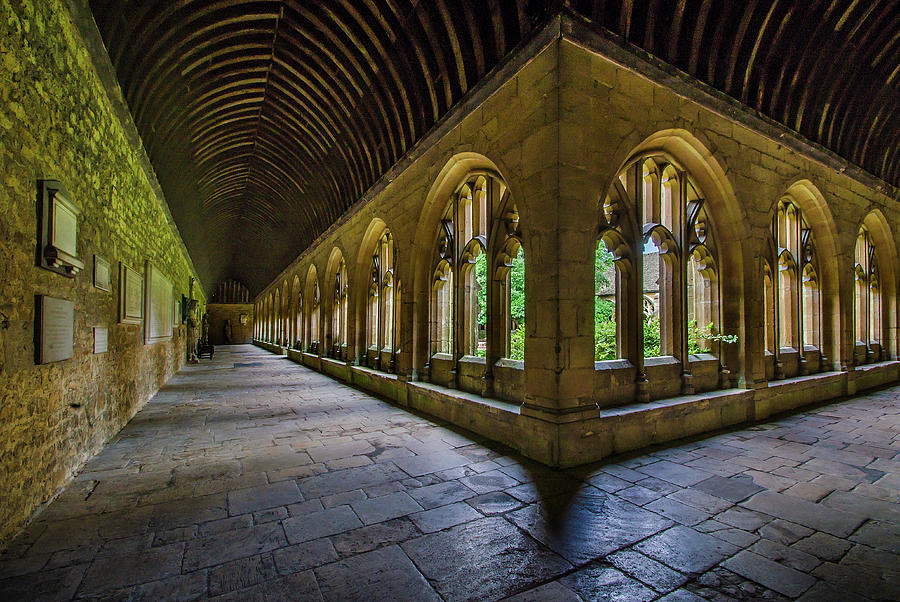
[[0, 0, 204, 546]]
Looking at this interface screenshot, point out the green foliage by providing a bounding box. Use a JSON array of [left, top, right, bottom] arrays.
[[595, 297, 614, 323], [688, 321, 739, 356], [509, 248, 525, 323], [475, 252, 487, 325], [594, 315, 617, 361], [687, 320, 710, 355], [595, 243, 614, 289], [594, 243, 617, 361], [643, 314, 661, 357], [509, 323, 525, 360], [475, 248, 524, 325], [477, 247, 525, 359]]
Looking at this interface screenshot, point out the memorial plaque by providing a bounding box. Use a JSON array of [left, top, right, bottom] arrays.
[[38, 180, 84, 277], [174, 297, 181, 326], [36, 296, 74, 364], [93, 327, 108, 353], [119, 262, 142, 324], [145, 261, 173, 343], [93, 255, 111, 291]]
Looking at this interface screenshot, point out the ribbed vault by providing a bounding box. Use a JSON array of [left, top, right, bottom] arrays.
[[88, 1, 899, 294]]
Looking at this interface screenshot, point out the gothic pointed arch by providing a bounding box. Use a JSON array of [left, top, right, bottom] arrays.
[[304, 264, 320, 354]]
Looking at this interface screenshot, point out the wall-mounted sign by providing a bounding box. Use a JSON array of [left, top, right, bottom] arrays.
[[119, 262, 143, 324], [93, 255, 111, 291], [145, 261, 173, 343], [38, 180, 84, 277], [93, 327, 108, 353], [36, 295, 74, 364]]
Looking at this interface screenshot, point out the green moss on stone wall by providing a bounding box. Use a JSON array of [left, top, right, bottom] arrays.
[[0, 0, 205, 547]]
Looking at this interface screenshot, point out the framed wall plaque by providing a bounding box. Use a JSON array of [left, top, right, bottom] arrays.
[[93, 255, 111, 291], [38, 180, 84, 277], [174, 297, 181, 327], [93, 327, 108, 353], [36, 295, 74, 364], [145, 261, 173, 343], [119, 262, 143, 324]]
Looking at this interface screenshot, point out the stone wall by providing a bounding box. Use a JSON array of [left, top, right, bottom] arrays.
[[207, 304, 254, 345], [0, 0, 204, 547]]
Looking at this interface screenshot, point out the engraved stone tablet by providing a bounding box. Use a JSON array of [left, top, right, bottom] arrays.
[[119, 262, 143, 324], [37, 296, 74, 364], [38, 180, 84, 277], [93, 255, 111, 291], [145, 262, 173, 343], [52, 200, 77, 256], [93, 327, 108, 354]]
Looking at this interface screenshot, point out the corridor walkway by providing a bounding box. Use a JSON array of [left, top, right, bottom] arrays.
[[1, 345, 898, 601]]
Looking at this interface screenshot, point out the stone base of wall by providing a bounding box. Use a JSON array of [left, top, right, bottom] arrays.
[[263, 341, 900, 467], [256, 340, 286, 355]]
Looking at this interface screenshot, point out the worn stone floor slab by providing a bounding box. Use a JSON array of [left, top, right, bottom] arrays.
[[1, 345, 898, 600]]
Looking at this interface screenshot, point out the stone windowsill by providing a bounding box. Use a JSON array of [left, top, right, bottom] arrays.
[[594, 358, 634, 371], [644, 355, 679, 367], [351, 365, 398, 380], [459, 355, 486, 366], [408, 381, 521, 415], [495, 358, 524, 370]]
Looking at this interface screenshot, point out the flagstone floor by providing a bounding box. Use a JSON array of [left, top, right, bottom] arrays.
[[1, 345, 898, 601]]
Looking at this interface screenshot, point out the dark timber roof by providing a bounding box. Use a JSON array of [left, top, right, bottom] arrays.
[[88, 1, 900, 294]]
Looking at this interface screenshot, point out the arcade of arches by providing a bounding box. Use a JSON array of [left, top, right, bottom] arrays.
[[253, 38, 900, 470], [2, 2, 900, 588]]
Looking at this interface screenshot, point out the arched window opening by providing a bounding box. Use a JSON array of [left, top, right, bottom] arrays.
[[642, 232, 676, 358], [461, 243, 486, 357], [368, 278, 379, 350], [492, 234, 524, 361], [429, 175, 495, 360], [274, 290, 282, 345], [331, 260, 348, 359], [772, 198, 821, 376], [309, 280, 320, 354], [426, 171, 518, 392], [855, 227, 882, 363], [606, 154, 727, 395], [802, 264, 820, 351], [383, 271, 394, 350], [366, 231, 396, 370], [763, 264, 775, 353], [595, 238, 619, 361], [459, 177, 489, 358], [431, 260, 453, 355], [506, 247, 525, 360], [687, 247, 719, 355], [282, 284, 289, 346], [777, 252, 798, 349], [295, 291, 303, 349], [596, 188, 631, 363], [870, 268, 882, 347], [379, 233, 395, 352]]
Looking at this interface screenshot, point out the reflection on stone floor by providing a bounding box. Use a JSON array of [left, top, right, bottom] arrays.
[[1, 345, 898, 600]]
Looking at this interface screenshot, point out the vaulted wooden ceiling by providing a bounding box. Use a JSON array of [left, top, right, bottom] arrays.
[[88, 0, 900, 294]]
